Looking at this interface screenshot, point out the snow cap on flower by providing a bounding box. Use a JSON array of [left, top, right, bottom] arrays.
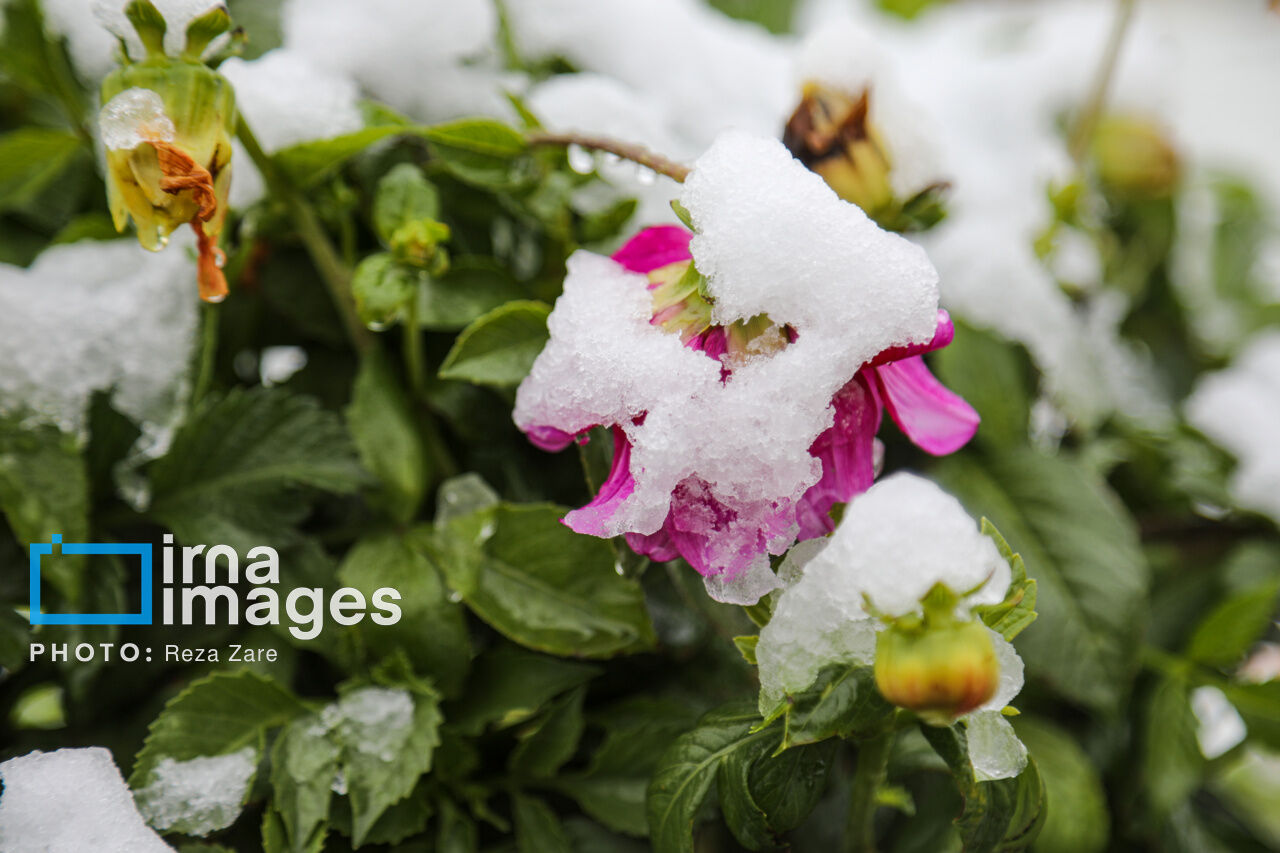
[[515, 131, 941, 602], [756, 473, 1013, 709]]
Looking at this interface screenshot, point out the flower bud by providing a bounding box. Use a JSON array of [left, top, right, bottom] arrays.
[[874, 615, 999, 726], [785, 84, 894, 218], [1091, 115, 1180, 199], [98, 1, 236, 302]]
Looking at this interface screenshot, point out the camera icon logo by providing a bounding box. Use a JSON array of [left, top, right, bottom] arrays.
[[28, 535, 153, 626]]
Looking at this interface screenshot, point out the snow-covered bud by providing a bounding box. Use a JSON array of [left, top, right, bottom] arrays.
[[1091, 115, 1180, 199], [98, 1, 236, 302], [873, 585, 999, 725]]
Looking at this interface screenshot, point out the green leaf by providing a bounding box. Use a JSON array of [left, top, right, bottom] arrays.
[[336, 681, 443, 846], [0, 0, 89, 120], [773, 665, 894, 751], [147, 387, 366, 550], [0, 128, 85, 212], [373, 162, 441, 246], [749, 739, 836, 834], [421, 502, 656, 658], [130, 670, 307, 786], [1221, 680, 1280, 752], [1011, 717, 1108, 853], [558, 697, 701, 837], [436, 798, 479, 853], [337, 531, 471, 694], [352, 252, 419, 328], [274, 126, 404, 187], [1185, 579, 1280, 668], [920, 723, 1045, 853], [418, 258, 525, 331], [510, 686, 586, 778], [716, 731, 777, 851], [0, 414, 88, 602], [646, 701, 774, 853], [271, 714, 340, 853], [734, 635, 759, 665], [974, 520, 1038, 643], [446, 644, 599, 736], [438, 300, 551, 388], [933, 449, 1148, 713], [346, 347, 429, 522], [513, 793, 572, 853], [425, 118, 528, 186], [1141, 675, 1204, 825]]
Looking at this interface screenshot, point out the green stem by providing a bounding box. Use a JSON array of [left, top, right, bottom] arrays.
[[403, 294, 426, 398], [235, 117, 371, 352], [1068, 0, 1137, 166], [845, 731, 894, 853], [191, 300, 220, 403]]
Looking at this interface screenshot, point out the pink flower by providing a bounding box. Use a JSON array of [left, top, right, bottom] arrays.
[[520, 224, 978, 580]]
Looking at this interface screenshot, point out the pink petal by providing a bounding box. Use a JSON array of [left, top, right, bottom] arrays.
[[625, 528, 681, 564], [611, 225, 693, 273], [564, 427, 636, 536], [873, 356, 979, 455], [525, 424, 579, 452], [868, 309, 956, 367], [797, 373, 883, 539]]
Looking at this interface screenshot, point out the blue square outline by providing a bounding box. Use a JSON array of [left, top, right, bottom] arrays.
[[29, 535, 153, 626]]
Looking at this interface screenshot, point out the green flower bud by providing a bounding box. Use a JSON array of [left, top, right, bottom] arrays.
[[1091, 115, 1180, 199]]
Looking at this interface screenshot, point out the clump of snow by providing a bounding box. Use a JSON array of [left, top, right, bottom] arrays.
[[1190, 686, 1247, 760], [258, 345, 308, 387], [755, 473, 1013, 711], [133, 746, 257, 836], [0, 238, 198, 437], [1185, 332, 1280, 522], [219, 50, 363, 153], [966, 711, 1029, 782], [281, 0, 518, 122], [99, 87, 175, 151], [0, 747, 174, 852], [319, 686, 414, 762], [515, 132, 939, 597]]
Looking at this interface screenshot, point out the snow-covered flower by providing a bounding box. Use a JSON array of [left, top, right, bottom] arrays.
[[756, 474, 1028, 780], [515, 132, 976, 603], [98, 2, 236, 302]]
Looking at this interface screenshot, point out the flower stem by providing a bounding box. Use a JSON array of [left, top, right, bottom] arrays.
[[191, 300, 220, 404], [235, 117, 371, 353], [404, 294, 426, 398], [1068, 0, 1137, 166], [526, 130, 691, 183], [844, 731, 894, 853]]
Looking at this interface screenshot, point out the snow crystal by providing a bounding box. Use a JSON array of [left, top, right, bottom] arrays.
[[0, 238, 198, 437], [1185, 332, 1280, 522], [282, 0, 518, 122], [42, 0, 121, 81], [133, 746, 257, 836], [319, 686, 414, 762], [219, 50, 363, 153], [966, 711, 1029, 782], [1190, 686, 1247, 760], [258, 345, 308, 387], [99, 88, 175, 151], [515, 134, 940, 596], [91, 0, 223, 62], [754, 473, 1013, 711], [0, 747, 174, 853]]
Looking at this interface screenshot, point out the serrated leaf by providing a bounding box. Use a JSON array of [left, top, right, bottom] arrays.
[[446, 644, 599, 736], [749, 739, 836, 834], [373, 163, 441, 246], [421, 503, 655, 658], [270, 714, 340, 853], [774, 665, 894, 751], [147, 387, 366, 550], [734, 635, 759, 665], [337, 531, 471, 694], [418, 258, 525, 331], [0, 414, 88, 602], [0, 128, 85, 211], [975, 519, 1038, 642], [426, 118, 529, 187], [274, 126, 404, 187], [1185, 579, 1280, 668], [716, 731, 777, 851], [513, 793, 572, 853], [346, 347, 429, 522], [352, 252, 419, 328], [130, 670, 307, 786], [510, 686, 586, 778], [438, 300, 551, 387], [921, 723, 1045, 852], [1142, 675, 1204, 825], [646, 701, 774, 853], [934, 449, 1148, 713], [1011, 717, 1108, 853]]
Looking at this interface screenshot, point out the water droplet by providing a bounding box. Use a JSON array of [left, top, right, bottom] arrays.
[[366, 319, 390, 332], [635, 166, 656, 186], [601, 152, 621, 167], [567, 144, 595, 174], [448, 590, 463, 603], [614, 560, 626, 576]]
